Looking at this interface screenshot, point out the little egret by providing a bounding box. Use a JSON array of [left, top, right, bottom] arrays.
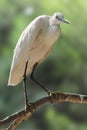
[[8, 12, 70, 107]]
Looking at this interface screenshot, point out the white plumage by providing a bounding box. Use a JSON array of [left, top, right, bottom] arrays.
[[8, 12, 70, 86]]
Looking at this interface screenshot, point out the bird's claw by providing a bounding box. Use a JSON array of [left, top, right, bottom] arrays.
[[48, 91, 55, 96], [25, 103, 31, 111], [48, 91, 52, 96], [48, 91, 55, 103], [25, 103, 37, 111]]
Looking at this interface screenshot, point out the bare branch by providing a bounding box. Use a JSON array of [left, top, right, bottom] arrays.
[[6, 111, 33, 130], [0, 91, 87, 130]]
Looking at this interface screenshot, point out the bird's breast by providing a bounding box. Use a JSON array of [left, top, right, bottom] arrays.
[[47, 25, 60, 36], [44, 25, 61, 46], [28, 25, 61, 65]]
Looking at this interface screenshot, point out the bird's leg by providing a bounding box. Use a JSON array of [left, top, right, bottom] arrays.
[[23, 61, 29, 108], [30, 63, 51, 96]]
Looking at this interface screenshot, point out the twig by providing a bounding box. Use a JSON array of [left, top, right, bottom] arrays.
[[0, 91, 87, 130]]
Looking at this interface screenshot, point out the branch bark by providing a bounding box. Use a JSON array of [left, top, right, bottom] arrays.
[[0, 91, 87, 130]]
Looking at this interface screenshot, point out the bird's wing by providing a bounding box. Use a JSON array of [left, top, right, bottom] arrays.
[[14, 16, 45, 63], [8, 16, 46, 86]]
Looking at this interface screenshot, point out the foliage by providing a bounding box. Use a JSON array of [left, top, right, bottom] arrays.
[[45, 107, 87, 130]]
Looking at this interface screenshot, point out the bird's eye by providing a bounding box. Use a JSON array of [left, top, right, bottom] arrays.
[[56, 16, 59, 19]]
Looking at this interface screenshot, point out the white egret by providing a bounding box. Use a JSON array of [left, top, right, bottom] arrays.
[[8, 12, 70, 107]]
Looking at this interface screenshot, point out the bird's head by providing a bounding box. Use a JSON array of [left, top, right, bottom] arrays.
[[51, 12, 70, 25]]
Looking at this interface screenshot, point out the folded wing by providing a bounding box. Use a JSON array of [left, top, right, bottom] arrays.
[[8, 16, 45, 86]]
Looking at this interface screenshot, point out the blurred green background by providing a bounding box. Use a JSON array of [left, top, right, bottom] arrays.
[[0, 0, 87, 130]]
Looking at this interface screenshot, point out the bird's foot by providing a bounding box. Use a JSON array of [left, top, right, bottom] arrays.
[[48, 91, 55, 96], [48, 91, 53, 96], [25, 103, 36, 111], [25, 103, 31, 111], [48, 91, 56, 103]]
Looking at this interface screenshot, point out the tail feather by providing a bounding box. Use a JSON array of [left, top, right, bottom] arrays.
[[8, 64, 25, 86], [8, 72, 23, 86]]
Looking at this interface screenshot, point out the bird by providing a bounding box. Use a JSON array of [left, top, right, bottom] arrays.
[[8, 12, 70, 107]]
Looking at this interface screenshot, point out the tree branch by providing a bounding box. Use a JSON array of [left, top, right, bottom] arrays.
[[0, 91, 87, 130]]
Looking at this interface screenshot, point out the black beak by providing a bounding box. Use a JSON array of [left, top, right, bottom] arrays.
[[62, 19, 71, 24]]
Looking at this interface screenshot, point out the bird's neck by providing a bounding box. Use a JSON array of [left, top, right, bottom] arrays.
[[49, 20, 60, 32], [49, 18, 60, 26]]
